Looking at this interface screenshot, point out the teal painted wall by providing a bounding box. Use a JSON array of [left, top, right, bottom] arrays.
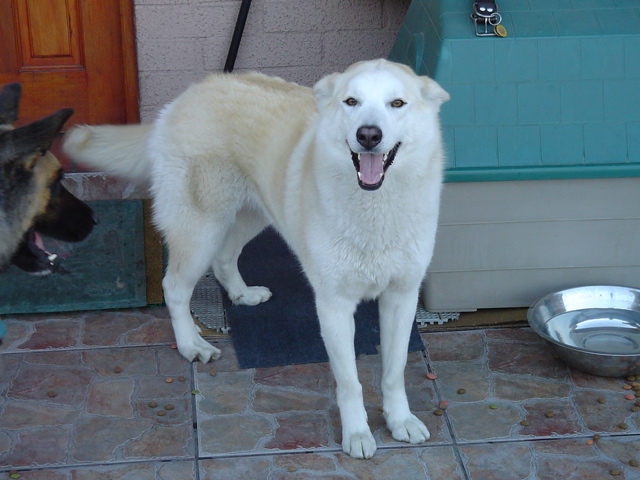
[[389, 0, 640, 181]]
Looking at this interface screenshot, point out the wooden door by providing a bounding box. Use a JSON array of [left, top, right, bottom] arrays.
[[0, 0, 138, 169]]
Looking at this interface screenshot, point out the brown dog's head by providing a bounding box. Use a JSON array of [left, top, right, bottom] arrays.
[[0, 83, 96, 275]]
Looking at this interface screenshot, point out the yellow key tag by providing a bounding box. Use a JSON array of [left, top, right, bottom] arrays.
[[494, 24, 508, 37]]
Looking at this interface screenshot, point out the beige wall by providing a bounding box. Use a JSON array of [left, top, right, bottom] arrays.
[[134, 0, 411, 122], [64, 0, 410, 199]]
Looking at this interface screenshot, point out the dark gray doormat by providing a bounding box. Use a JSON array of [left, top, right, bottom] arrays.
[[219, 228, 425, 369]]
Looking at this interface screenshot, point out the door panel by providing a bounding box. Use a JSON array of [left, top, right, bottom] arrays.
[[0, 0, 138, 168], [15, 0, 83, 70]]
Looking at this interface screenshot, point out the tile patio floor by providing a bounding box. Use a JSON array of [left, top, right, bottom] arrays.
[[1, 306, 639, 479]]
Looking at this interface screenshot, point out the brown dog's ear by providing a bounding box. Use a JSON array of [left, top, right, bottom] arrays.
[[1, 108, 74, 164], [0, 83, 21, 126]]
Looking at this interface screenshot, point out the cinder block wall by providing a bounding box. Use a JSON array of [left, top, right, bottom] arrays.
[[134, 0, 411, 122], [64, 0, 410, 201]]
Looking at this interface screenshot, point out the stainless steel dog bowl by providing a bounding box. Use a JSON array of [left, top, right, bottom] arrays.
[[527, 285, 640, 377]]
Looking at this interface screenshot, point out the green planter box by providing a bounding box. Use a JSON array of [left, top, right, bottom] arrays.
[[390, 1, 640, 311], [389, 0, 640, 182]]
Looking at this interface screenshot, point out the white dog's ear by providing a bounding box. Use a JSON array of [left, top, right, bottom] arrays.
[[313, 72, 340, 106], [421, 78, 450, 106]]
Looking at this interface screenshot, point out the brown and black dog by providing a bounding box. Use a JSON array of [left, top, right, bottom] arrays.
[[0, 82, 96, 276]]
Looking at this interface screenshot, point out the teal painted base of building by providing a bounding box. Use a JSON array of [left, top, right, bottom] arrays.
[[390, 0, 640, 182], [423, 177, 640, 311]]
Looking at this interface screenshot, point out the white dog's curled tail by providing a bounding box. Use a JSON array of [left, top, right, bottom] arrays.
[[63, 124, 153, 182]]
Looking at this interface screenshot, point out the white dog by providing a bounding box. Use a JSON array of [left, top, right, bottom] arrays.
[[63, 59, 449, 458]]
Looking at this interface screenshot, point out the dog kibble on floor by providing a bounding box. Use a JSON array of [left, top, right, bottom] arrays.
[[3, 303, 640, 474]]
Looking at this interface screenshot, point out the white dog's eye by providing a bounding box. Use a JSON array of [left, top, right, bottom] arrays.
[[344, 97, 358, 107], [390, 99, 406, 108]]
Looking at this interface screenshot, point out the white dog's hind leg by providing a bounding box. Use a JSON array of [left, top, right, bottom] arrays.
[[163, 229, 223, 363], [211, 208, 272, 306], [316, 295, 376, 459], [378, 286, 430, 444]]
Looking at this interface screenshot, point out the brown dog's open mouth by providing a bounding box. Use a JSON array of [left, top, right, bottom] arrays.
[[11, 229, 58, 275], [350, 142, 401, 191], [32, 231, 58, 263]]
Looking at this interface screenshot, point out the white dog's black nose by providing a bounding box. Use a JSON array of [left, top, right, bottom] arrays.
[[356, 126, 382, 150]]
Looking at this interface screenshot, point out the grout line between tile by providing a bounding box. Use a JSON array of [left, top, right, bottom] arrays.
[[423, 349, 472, 480], [195, 440, 464, 462], [453, 431, 640, 447], [0, 458, 195, 475], [0, 342, 177, 356], [190, 361, 202, 480], [197, 446, 347, 461]]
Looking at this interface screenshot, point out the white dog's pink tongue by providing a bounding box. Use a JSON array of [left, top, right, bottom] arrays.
[[358, 153, 384, 185]]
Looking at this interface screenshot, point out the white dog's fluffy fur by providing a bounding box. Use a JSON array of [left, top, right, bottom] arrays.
[[63, 59, 449, 458]]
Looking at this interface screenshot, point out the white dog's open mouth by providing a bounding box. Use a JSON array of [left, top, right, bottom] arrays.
[[350, 142, 401, 191]]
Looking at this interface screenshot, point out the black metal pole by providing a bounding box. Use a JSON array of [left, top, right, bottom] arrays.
[[224, 0, 253, 73]]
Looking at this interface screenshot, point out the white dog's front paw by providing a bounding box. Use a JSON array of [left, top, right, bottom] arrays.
[[230, 286, 272, 306], [342, 431, 377, 459], [387, 414, 430, 444], [177, 335, 221, 363]]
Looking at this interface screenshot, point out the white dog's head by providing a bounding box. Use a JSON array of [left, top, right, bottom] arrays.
[[314, 59, 449, 191]]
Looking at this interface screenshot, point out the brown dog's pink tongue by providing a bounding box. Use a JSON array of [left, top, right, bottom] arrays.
[[34, 232, 46, 250], [358, 153, 384, 185]]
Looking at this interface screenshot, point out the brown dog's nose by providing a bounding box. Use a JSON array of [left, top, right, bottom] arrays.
[[356, 126, 382, 150]]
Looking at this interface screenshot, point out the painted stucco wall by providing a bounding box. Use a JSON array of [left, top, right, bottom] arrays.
[[134, 0, 411, 122]]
